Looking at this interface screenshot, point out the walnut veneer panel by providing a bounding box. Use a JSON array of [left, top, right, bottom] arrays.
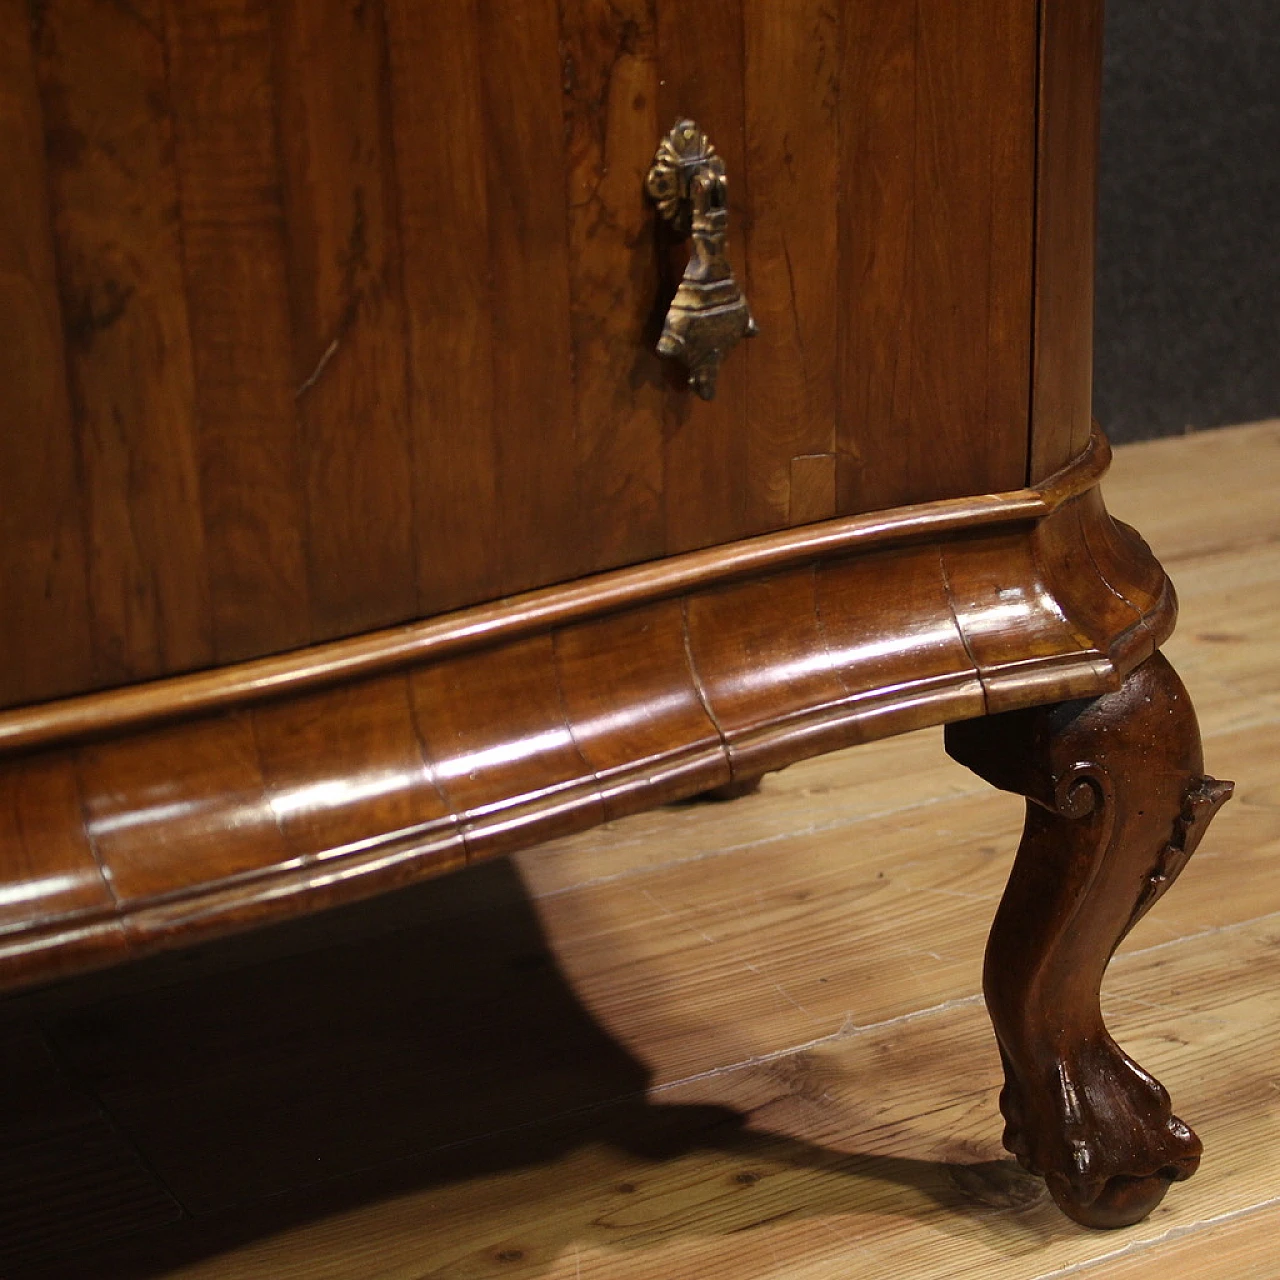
[[0, 0, 1041, 709], [0, 3, 93, 706], [164, 0, 312, 664], [838, 0, 1036, 511], [32, 1, 214, 689]]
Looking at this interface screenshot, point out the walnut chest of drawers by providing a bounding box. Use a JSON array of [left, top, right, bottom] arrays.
[[0, 0, 1230, 1228]]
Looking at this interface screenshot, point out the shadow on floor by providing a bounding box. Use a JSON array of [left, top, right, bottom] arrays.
[[0, 857, 1044, 1278]]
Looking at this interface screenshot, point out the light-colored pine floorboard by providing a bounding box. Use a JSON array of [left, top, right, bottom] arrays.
[[5, 421, 1278, 1279]]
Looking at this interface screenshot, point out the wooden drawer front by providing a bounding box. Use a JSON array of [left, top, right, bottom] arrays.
[[0, 0, 1035, 709]]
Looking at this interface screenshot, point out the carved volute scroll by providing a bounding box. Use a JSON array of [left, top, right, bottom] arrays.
[[646, 120, 757, 400], [946, 652, 1233, 1228]]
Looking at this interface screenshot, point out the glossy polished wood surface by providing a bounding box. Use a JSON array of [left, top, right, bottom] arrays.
[[0, 0, 1040, 709], [0, 433, 1175, 995]]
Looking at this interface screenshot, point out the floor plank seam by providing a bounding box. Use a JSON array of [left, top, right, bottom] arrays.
[[1202, 706, 1280, 742], [646, 992, 989, 1097], [528, 784, 1001, 900], [1032, 1193, 1280, 1279], [1158, 525, 1280, 566], [1118, 906, 1280, 963], [642, 910, 1280, 1105]]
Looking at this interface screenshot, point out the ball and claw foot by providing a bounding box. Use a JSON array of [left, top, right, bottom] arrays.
[[999, 1037, 1202, 1227], [946, 651, 1232, 1229]]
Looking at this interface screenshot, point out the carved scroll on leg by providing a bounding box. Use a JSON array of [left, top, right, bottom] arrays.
[[945, 652, 1232, 1228]]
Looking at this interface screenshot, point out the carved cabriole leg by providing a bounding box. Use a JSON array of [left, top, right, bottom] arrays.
[[945, 652, 1233, 1228]]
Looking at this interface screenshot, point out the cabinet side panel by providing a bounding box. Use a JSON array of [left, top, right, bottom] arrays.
[[838, 0, 1036, 510], [0, 4, 93, 710], [1029, 0, 1104, 481]]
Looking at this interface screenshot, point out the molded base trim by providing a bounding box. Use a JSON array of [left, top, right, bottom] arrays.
[[0, 429, 1176, 992]]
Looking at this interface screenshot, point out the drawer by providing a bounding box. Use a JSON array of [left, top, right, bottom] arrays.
[[1, 0, 1037, 708]]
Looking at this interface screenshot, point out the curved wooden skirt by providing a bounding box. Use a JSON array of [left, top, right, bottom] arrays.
[[0, 430, 1173, 992]]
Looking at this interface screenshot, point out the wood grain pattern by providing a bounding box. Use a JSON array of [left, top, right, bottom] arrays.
[[788, 453, 839, 525], [478, 0, 585, 593], [559, 0, 667, 573], [384, 0, 500, 617], [836, 0, 915, 511], [1029, 0, 1105, 481], [34, 0, 213, 690], [1105, 418, 1280, 564], [1, 2, 1057, 704], [0, 14, 1147, 1188], [685, 570, 848, 778], [942, 530, 1110, 708], [838, 0, 1036, 511], [552, 601, 728, 818], [0, 755, 115, 942], [655, 0, 750, 553], [1092, 1203, 1280, 1277], [251, 673, 451, 864], [0, 1, 93, 710], [162, 0, 310, 662], [23, 920, 1276, 1278], [818, 543, 986, 723], [79, 711, 290, 906], [742, 0, 840, 531], [0, 434, 1095, 759], [272, 0, 417, 641], [0, 23, 1229, 1240], [410, 633, 605, 860], [0, 495, 1035, 757]]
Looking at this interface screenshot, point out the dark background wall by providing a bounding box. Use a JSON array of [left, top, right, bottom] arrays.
[[1095, 0, 1279, 443]]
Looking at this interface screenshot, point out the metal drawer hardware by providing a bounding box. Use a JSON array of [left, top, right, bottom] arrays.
[[646, 119, 757, 401]]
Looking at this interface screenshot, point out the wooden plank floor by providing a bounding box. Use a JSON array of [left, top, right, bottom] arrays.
[[2, 421, 1278, 1279]]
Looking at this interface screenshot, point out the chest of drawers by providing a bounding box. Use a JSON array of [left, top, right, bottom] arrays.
[[0, 0, 1229, 1230]]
